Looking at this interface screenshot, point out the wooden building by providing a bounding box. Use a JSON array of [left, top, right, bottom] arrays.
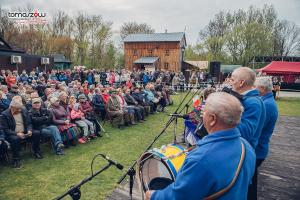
[[124, 32, 186, 72], [0, 37, 53, 73]]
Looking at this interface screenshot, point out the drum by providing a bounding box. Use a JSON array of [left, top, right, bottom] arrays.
[[137, 144, 186, 192]]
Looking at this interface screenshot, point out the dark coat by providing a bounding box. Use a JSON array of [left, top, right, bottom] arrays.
[[92, 94, 105, 111], [0, 98, 10, 113], [124, 94, 138, 106], [131, 92, 145, 105], [1, 108, 32, 136], [29, 108, 54, 131]]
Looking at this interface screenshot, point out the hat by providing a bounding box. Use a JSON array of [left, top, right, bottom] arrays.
[[109, 89, 118, 94], [32, 98, 41, 104], [50, 97, 59, 104], [78, 94, 87, 100]]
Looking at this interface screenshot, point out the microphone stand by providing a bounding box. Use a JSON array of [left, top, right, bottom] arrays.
[[54, 162, 113, 200], [117, 89, 193, 199], [173, 116, 178, 144]]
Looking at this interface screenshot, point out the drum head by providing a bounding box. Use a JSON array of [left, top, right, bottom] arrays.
[[139, 153, 175, 191]]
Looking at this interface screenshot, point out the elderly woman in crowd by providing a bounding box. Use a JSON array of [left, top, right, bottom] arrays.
[[49, 97, 79, 146], [58, 91, 69, 110]]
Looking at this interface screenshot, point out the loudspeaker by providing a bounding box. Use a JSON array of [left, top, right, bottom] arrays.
[[209, 61, 221, 81]]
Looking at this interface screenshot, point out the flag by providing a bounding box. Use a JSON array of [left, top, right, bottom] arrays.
[[193, 95, 201, 108]]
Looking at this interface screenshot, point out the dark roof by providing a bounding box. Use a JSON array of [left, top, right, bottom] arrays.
[[134, 57, 159, 64], [0, 37, 26, 53], [52, 54, 71, 63], [124, 32, 185, 43]]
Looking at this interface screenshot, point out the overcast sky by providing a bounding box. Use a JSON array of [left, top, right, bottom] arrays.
[[1, 0, 300, 45]]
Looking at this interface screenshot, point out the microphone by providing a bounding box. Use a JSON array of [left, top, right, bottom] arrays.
[[168, 113, 187, 118], [222, 87, 244, 101], [100, 154, 124, 170]]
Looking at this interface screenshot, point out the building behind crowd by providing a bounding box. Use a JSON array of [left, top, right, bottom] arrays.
[[0, 37, 54, 73], [53, 54, 72, 70], [124, 32, 186, 72]]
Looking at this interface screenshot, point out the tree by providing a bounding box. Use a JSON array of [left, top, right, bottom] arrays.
[[120, 22, 154, 40], [89, 15, 103, 67], [95, 21, 113, 68], [103, 42, 117, 69], [74, 12, 91, 65], [196, 4, 300, 66], [273, 20, 300, 56]]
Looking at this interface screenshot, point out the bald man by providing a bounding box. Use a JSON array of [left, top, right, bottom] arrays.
[[230, 67, 266, 200], [146, 92, 256, 200], [230, 67, 266, 149]]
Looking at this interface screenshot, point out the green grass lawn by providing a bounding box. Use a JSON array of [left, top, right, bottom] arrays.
[[0, 94, 188, 200], [276, 97, 300, 116], [0, 94, 299, 200]]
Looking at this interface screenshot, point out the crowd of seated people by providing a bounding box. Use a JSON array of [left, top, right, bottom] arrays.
[[0, 68, 174, 169]]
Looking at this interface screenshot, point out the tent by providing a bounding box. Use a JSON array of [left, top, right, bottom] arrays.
[[258, 61, 300, 83]]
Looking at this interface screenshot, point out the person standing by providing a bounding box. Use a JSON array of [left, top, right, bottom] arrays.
[[230, 67, 266, 149], [230, 67, 266, 200], [247, 77, 279, 200], [146, 92, 256, 200]]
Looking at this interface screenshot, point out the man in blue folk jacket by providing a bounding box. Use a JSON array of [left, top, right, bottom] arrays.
[[146, 92, 256, 200], [247, 76, 279, 200], [230, 67, 266, 149]]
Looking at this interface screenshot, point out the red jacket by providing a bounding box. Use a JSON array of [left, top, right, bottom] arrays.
[[101, 94, 110, 104], [6, 75, 17, 88]]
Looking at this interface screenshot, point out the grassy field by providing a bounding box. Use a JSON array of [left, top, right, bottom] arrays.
[[0, 94, 299, 200], [0, 94, 187, 200], [276, 97, 300, 116]]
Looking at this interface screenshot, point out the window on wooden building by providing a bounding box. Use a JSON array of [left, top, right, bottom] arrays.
[[164, 62, 169, 69], [165, 49, 170, 56], [148, 49, 153, 56], [133, 49, 138, 56]]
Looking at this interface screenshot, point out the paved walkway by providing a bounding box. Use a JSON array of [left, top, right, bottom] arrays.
[[106, 116, 300, 200], [278, 91, 300, 98]]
